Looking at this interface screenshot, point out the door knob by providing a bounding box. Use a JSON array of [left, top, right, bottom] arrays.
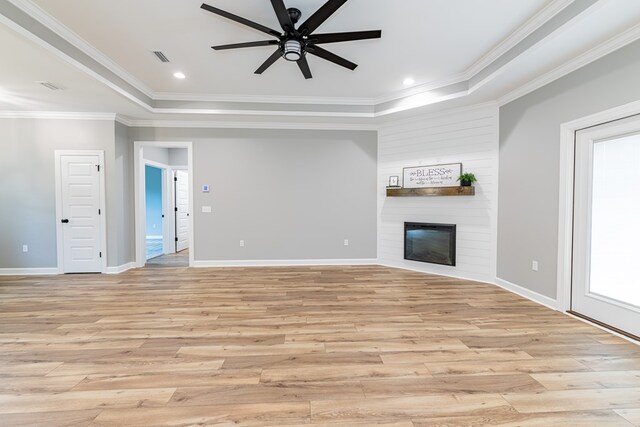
[[61, 219, 69, 224]]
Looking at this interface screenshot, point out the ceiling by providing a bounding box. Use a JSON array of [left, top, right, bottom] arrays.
[[1, 0, 640, 124], [28, 0, 552, 100]]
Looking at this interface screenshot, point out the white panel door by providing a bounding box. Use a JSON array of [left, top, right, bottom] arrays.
[[60, 155, 103, 273], [572, 117, 640, 338], [175, 170, 189, 252]]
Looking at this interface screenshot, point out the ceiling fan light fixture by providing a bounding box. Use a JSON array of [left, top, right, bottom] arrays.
[[201, 0, 382, 78], [283, 40, 303, 61]]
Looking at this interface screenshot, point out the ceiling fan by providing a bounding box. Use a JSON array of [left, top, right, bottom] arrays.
[[200, 0, 382, 79]]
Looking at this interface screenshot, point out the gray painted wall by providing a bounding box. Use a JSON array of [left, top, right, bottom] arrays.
[[130, 127, 377, 261], [168, 148, 188, 166], [498, 40, 640, 298], [0, 118, 124, 268], [143, 146, 169, 164], [115, 122, 135, 265], [142, 147, 187, 167]]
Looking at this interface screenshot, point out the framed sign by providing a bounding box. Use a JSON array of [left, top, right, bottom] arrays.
[[403, 163, 462, 188]]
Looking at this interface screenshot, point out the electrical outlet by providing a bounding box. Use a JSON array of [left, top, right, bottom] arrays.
[[239, 240, 245, 247], [532, 261, 539, 272], [22, 244, 28, 253], [344, 239, 349, 246]]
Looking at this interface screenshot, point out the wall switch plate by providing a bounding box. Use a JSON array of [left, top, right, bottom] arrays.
[[202, 206, 212, 213], [22, 244, 28, 253], [239, 240, 245, 247], [532, 261, 539, 271], [344, 239, 349, 246]]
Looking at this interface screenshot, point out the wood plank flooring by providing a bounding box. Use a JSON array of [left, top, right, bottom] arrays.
[[0, 265, 639, 426]]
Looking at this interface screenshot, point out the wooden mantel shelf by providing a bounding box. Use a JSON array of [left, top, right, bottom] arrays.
[[386, 186, 475, 197]]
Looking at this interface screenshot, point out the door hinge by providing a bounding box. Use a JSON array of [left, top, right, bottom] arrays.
[[96, 165, 100, 172], [174, 177, 177, 182], [175, 237, 178, 242], [99, 252, 102, 258], [175, 207, 178, 212], [98, 209, 101, 215], [162, 214, 165, 218]]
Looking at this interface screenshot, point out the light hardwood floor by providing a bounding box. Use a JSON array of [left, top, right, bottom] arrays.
[[0, 265, 639, 426]]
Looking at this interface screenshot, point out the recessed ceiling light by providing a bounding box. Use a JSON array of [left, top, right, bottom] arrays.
[[403, 77, 416, 86], [173, 72, 186, 80]]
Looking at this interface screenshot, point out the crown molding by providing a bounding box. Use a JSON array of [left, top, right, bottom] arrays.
[[377, 101, 498, 129], [374, 91, 470, 118], [0, 111, 377, 131], [0, 111, 116, 120], [498, 22, 640, 106], [120, 118, 377, 131], [3, 0, 576, 115], [372, 0, 575, 106], [6, 0, 155, 99], [3, 0, 636, 119], [0, 6, 155, 115], [149, 107, 374, 118], [372, 74, 468, 105], [152, 92, 375, 106], [464, 0, 574, 78]]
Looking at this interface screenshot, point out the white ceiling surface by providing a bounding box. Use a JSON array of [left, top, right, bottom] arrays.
[[471, 0, 640, 103], [30, 0, 552, 99], [1, 0, 640, 122], [0, 23, 142, 115]]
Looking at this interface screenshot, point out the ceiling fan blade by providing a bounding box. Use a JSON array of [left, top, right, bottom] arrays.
[[307, 44, 357, 70], [311, 30, 382, 44], [270, 0, 294, 33], [298, 0, 349, 35], [297, 56, 313, 79], [255, 49, 283, 74], [212, 40, 279, 50], [201, 3, 281, 38]]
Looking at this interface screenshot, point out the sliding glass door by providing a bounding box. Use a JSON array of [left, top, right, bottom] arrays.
[[572, 116, 640, 338]]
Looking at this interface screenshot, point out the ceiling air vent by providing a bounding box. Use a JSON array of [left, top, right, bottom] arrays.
[[36, 81, 62, 90], [152, 51, 170, 63]]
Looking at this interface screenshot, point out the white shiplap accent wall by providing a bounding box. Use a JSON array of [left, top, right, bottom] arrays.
[[378, 103, 499, 283]]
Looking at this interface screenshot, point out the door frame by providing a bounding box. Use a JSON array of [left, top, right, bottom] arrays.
[[557, 99, 640, 312], [134, 141, 194, 268], [54, 150, 108, 274]]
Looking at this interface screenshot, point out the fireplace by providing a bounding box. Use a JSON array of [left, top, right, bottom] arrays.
[[404, 222, 456, 266]]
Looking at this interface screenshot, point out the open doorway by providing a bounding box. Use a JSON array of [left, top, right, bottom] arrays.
[[145, 164, 164, 260], [135, 142, 193, 268]]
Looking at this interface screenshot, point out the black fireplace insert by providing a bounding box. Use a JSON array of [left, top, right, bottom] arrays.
[[404, 222, 456, 266]]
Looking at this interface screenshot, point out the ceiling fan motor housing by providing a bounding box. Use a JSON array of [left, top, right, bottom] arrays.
[[287, 8, 302, 25]]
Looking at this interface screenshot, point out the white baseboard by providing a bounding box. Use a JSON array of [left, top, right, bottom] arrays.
[[378, 260, 494, 285], [192, 259, 379, 268], [0, 268, 59, 276], [105, 262, 137, 274], [495, 277, 558, 310]]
